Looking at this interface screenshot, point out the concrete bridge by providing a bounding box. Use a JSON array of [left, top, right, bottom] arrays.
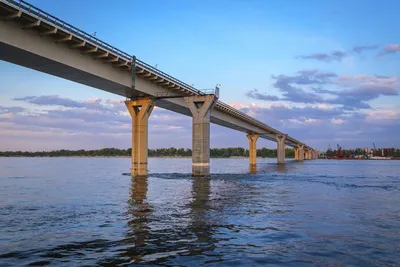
[[0, 0, 318, 176]]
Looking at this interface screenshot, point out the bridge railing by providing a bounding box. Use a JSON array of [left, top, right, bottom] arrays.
[[216, 101, 288, 138], [5, 0, 205, 95], [4, 0, 132, 61], [197, 87, 220, 98], [135, 59, 201, 95]]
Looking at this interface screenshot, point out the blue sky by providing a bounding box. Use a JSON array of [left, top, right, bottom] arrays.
[[0, 0, 399, 151]]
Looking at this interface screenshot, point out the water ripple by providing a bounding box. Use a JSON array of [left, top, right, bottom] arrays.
[[0, 158, 399, 266]]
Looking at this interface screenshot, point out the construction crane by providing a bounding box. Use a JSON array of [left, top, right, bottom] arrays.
[[337, 144, 343, 158], [373, 143, 377, 156]]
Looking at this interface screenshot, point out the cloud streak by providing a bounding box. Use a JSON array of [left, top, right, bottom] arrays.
[[12, 95, 124, 112], [379, 44, 400, 56], [297, 45, 379, 62], [352, 45, 379, 53], [297, 51, 346, 62]]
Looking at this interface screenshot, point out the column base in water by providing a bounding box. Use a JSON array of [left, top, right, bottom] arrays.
[[185, 95, 217, 177], [296, 145, 304, 161], [247, 133, 259, 166], [276, 134, 287, 164], [125, 98, 154, 177]]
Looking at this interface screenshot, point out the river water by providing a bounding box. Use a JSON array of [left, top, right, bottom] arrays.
[[1, 158, 399, 266]]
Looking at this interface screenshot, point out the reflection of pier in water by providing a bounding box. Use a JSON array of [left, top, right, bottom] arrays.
[[107, 175, 254, 265], [125, 177, 152, 263], [187, 177, 218, 257], [129, 177, 151, 244], [249, 162, 289, 174]]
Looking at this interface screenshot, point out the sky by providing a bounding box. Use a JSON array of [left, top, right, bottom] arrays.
[[0, 0, 399, 151]]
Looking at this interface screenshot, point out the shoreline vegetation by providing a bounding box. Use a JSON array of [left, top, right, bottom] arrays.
[[0, 147, 295, 158]]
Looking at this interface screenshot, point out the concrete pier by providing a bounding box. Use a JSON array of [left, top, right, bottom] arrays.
[[185, 95, 217, 176], [247, 134, 259, 166], [307, 150, 312, 160], [297, 145, 304, 161], [125, 98, 155, 176], [312, 150, 317, 159], [304, 150, 309, 160], [276, 134, 287, 164]]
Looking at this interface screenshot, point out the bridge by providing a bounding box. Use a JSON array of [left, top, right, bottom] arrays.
[[0, 0, 318, 176]]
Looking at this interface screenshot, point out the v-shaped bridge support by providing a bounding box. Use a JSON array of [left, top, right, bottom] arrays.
[[185, 95, 217, 176], [295, 144, 304, 161], [125, 98, 155, 176], [247, 134, 259, 166], [275, 134, 287, 164]]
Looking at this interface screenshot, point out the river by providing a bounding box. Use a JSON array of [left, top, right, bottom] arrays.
[[1, 158, 399, 266]]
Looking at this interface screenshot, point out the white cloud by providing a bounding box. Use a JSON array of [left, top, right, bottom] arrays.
[[331, 118, 344, 124]]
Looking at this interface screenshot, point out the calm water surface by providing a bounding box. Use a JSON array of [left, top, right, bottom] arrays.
[[1, 158, 399, 266]]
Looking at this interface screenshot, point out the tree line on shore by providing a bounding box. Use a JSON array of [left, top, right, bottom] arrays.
[[0, 147, 296, 158]]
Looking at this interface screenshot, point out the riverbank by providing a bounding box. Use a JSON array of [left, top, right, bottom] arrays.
[[0, 155, 295, 159]]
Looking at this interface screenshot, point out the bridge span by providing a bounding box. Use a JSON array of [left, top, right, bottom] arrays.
[[0, 0, 318, 176]]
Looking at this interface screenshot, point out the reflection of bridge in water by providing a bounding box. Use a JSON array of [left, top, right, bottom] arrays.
[[103, 175, 259, 265], [0, 0, 319, 177]]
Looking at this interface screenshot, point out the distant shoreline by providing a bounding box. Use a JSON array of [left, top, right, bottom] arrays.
[[0, 156, 292, 159]]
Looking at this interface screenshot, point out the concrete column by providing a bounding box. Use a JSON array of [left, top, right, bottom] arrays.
[[294, 148, 299, 160], [249, 164, 257, 174], [275, 134, 287, 164], [247, 134, 259, 166], [185, 95, 217, 176], [125, 98, 155, 177], [298, 145, 304, 161]]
